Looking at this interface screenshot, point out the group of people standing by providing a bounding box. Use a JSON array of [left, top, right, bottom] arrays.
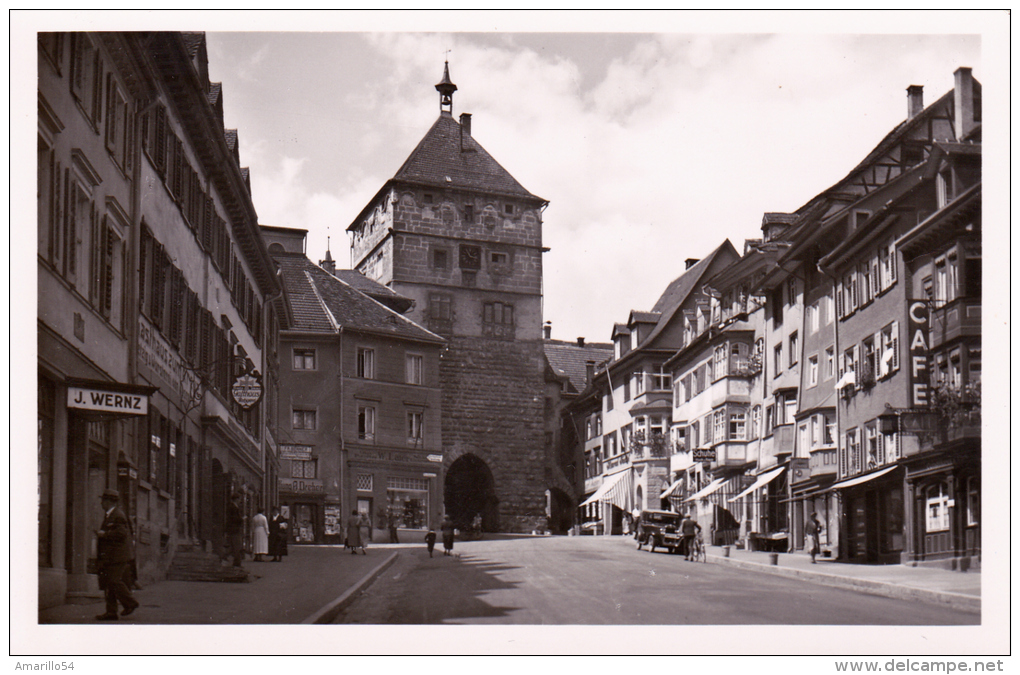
[[250, 505, 289, 563]]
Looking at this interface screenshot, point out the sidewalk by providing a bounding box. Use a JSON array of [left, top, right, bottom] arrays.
[[38, 545, 398, 625], [702, 544, 980, 613]]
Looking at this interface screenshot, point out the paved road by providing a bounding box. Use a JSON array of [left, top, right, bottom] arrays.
[[334, 536, 980, 625]]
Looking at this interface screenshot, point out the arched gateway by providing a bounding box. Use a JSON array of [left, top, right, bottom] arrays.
[[444, 454, 499, 531]]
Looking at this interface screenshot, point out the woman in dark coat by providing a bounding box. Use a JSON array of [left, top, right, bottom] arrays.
[[440, 515, 455, 556], [268, 507, 288, 562], [347, 510, 366, 555]]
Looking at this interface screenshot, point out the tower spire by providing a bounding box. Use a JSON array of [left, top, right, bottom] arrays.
[[435, 58, 457, 116]]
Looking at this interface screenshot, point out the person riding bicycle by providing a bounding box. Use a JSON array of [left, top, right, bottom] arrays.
[[679, 513, 702, 561]]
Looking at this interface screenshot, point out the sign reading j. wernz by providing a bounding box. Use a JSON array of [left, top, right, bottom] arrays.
[[68, 387, 149, 415]]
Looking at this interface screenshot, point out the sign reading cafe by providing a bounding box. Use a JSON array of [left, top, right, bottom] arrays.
[[907, 300, 930, 407]]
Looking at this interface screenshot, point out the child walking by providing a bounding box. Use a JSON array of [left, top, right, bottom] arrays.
[[425, 529, 437, 558]]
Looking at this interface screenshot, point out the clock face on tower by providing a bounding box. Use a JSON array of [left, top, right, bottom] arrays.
[[459, 245, 481, 270]]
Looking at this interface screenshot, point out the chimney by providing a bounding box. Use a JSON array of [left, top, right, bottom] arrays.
[[585, 360, 596, 385], [543, 321, 552, 340], [954, 67, 975, 139], [460, 113, 472, 152], [907, 85, 924, 119], [576, 337, 585, 348], [685, 258, 700, 270]]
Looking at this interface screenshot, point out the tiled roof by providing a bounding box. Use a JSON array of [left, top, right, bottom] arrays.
[[207, 81, 222, 108], [181, 32, 205, 58], [273, 253, 442, 344], [332, 269, 414, 313], [643, 239, 739, 346], [392, 114, 545, 202], [629, 311, 661, 325], [544, 340, 613, 394]]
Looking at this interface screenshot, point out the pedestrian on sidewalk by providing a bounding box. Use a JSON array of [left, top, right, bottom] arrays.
[[679, 512, 701, 561], [805, 512, 822, 564], [425, 528, 437, 557], [347, 510, 366, 555], [252, 509, 269, 562], [95, 489, 139, 621], [268, 507, 288, 562], [224, 493, 245, 567], [440, 515, 455, 556]]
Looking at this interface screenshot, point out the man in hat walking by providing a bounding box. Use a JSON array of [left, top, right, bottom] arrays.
[[96, 489, 139, 620]]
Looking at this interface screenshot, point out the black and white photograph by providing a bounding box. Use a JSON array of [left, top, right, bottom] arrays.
[[11, 8, 1010, 667]]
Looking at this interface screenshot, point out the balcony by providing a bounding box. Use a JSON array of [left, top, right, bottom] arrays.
[[929, 297, 981, 350], [760, 423, 795, 466], [809, 446, 838, 479]]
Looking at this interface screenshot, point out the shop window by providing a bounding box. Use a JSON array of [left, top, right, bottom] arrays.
[[387, 477, 430, 530], [926, 483, 950, 532], [293, 348, 316, 370], [356, 347, 375, 379]]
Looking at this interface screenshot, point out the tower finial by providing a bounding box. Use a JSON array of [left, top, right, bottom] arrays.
[[435, 57, 457, 115]]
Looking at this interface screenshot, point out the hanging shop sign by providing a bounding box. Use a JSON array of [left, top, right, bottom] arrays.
[[427, 454, 444, 463], [232, 371, 263, 409]]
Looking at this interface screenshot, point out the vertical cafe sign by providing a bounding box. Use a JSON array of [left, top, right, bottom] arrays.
[[907, 300, 930, 407]]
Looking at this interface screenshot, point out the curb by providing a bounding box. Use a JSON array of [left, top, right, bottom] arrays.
[[301, 551, 399, 624], [706, 554, 980, 613]]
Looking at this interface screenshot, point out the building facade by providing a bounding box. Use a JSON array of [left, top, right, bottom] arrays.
[[264, 227, 446, 545], [38, 32, 281, 608], [580, 243, 740, 535], [346, 63, 551, 532]]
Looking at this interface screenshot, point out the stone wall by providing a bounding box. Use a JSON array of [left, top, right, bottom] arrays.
[[440, 335, 549, 533]]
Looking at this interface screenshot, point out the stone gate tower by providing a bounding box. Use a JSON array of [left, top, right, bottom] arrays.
[[347, 62, 549, 532]]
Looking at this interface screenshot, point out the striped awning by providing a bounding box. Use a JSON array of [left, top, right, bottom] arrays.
[[579, 469, 631, 509], [685, 477, 726, 502], [830, 465, 897, 490], [660, 478, 684, 498], [729, 466, 786, 502]]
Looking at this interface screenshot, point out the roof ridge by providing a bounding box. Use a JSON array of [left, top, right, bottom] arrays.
[[304, 270, 339, 331]]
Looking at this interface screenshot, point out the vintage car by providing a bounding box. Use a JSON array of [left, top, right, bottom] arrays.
[[635, 509, 682, 554]]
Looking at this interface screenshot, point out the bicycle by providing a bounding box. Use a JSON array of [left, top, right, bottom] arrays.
[[688, 532, 707, 563]]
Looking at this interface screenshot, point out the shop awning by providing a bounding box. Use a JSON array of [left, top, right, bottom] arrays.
[[685, 477, 726, 502], [580, 469, 630, 508], [729, 466, 786, 502], [660, 478, 684, 498], [830, 465, 897, 491]]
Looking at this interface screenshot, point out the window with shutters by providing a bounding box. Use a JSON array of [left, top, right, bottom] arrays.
[[70, 33, 101, 127], [879, 321, 900, 378]]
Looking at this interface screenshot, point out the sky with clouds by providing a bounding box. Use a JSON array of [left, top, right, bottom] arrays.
[[200, 14, 991, 344]]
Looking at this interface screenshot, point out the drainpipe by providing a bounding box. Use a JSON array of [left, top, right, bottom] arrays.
[[261, 274, 284, 510], [818, 261, 841, 559]]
